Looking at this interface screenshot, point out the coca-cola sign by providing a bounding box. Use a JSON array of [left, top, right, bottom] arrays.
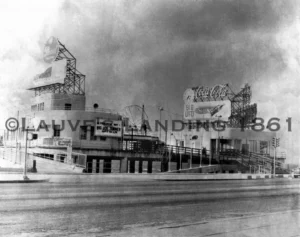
[[194, 84, 229, 100], [184, 100, 231, 121]]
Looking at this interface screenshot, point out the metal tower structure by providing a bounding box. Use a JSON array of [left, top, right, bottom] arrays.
[[186, 83, 257, 129], [228, 84, 257, 128], [29, 39, 85, 96]]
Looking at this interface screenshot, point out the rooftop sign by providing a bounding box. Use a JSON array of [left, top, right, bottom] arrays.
[[95, 119, 122, 138], [184, 100, 231, 121], [43, 36, 59, 63], [183, 84, 230, 102], [33, 59, 67, 86]]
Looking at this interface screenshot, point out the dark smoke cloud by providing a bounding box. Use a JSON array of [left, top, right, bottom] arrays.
[[45, 0, 295, 114]]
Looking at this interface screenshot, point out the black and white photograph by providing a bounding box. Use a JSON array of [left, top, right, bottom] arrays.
[[0, 0, 300, 236]]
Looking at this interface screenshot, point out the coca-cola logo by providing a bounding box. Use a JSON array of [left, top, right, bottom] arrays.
[[195, 84, 229, 99], [195, 106, 211, 114]]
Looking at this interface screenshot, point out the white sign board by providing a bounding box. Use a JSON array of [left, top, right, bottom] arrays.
[[95, 119, 122, 137], [184, 100, 231, 121], [43, 36, 59, 64], [33, 59, 67, 87], [53, 137, 72, 147], [183, 84, 230, 103], [41, 137, 72, 147]]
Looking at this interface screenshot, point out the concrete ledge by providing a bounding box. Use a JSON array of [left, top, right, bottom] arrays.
[[154, 173, 295, 181], [0, 174, 50, 183], [0, 168, 23, 172], [0, 172, 294, 183], [0, 179, 49, 183]]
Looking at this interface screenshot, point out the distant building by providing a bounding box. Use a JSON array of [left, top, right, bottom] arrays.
[[180, 83, 283, 163], [3, 37, 161, 173]]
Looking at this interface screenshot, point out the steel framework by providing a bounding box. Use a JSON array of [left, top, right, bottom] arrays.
[[29, 40, 85, 96], [189, 83, 257, 129], [228, 84, 257, 128]]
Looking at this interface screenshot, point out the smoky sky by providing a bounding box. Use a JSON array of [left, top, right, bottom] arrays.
[[41, 0, 296, 116]]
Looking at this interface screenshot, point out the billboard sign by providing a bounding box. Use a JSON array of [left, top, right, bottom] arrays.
[[184, 100, 231, 121], [43, 36, 59, 63], [41, 137, 72, 147], [53, 137, 72, 147], [95, 119, 122, 137], [33, 59, 67, 86], [183, 84, 230, 103]]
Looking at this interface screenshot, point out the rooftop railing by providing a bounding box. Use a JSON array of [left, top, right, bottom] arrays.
[[32, 105, 121, 115], [51, 106, 120, 114]]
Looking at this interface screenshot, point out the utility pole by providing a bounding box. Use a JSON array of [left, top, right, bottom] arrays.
[[217, 116, 222, 162], [273, 138, 276, 176], [168, 146, 171, 172], [23, 128, 29, 180], [165, 127, 167, 145], [272, 135, 280, 176], [141, 104, 145, 136], [159, 107, 163, 141], [15, 110, 19, 164]]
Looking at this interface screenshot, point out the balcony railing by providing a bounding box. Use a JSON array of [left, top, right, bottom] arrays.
[[50, 106, 120, 115]]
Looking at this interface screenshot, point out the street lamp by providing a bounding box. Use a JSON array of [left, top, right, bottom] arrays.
[[273, 133, 279, 177], [159, 106, 163, 141], [216, 116, 222, 163], [170, 133, 176, 146], [23, 127, 30, 180]]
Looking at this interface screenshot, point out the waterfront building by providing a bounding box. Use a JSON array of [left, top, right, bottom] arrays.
[[175, 83, 285, 166]]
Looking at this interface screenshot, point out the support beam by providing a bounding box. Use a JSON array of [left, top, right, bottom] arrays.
[[87, 161, 92, 173], [96, 159, 100, 173], [129, 160, 135, 173], [168, 149, 171, 172], [92, 159, 97, 173], [99, 160, 103, 173], [120, 157, 128, 173], [138, 160, 143, 173], [179, 153, 182, 170], [147, 161, 153, 173], [177, 156, 181, 170], [103, 159, 112, 173], [199, 153, 202, 167], [161, 159, 168, 172]]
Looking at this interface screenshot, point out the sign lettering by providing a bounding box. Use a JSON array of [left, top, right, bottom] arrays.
[[194, 84, 229, 100]]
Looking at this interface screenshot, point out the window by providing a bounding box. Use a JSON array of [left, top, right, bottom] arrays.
[[80, 126, 87, 140], [38, 121, 48, 130], [90, 126, 97, 141], [65, 103, 72, 110], [53, 125, 60, 137], [36, 103, 44, 111], [100, 136, 106, 141], [31, 105, 37, 112]]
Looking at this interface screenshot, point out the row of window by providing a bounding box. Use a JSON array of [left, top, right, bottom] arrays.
[[80, 126, 107, 141], [40, 125, 108, 141], [31, 102, 45, 111], [4, 126, 113, 143], [31, 103, 72, 111]]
